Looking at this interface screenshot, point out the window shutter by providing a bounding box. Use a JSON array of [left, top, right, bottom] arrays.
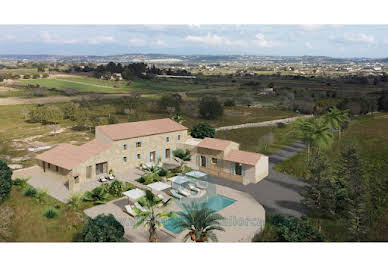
[[217, 159, 221, 167], [231, 162, 235, 174], [156, 151, 159, 162], [205, 157, 209, 168], [162, 149, 166, 160], [141, 141, 144, 147], [170, 149, 172, 158], [147, 153, 150, 163], [134, 142, 136, 148], [197, 155, 200, 166], [242, 164, 246, 177]]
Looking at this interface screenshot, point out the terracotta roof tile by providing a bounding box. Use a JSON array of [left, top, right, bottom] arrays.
[[96, 118, 187, 141], [197, 138, 233, 151], [224, 150, 263, 166], [36, 140, 111, 170]]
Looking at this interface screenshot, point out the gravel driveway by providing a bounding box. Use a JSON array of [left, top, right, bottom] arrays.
[[209, 141, 307, 217]]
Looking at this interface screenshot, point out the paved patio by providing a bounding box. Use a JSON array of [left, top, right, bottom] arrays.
[[84, 183, 265, 242]]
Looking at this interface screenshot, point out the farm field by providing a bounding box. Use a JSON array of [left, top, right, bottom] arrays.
[[16, 75, 221, 94]]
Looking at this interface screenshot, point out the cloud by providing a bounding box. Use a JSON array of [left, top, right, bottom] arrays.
[[128, 38, 146, 46], [39, 31, 115, 45], [155, 40, 167, 46], [185, 33, 247, 47], [253, 33, 282, 48], [305, 41, 313, 49], [299, 24, 324, 31], [86, 36, 115, 44], [343, 32, 375, 44]]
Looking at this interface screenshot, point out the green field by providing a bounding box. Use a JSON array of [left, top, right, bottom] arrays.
[[16, 76, 219, 94]]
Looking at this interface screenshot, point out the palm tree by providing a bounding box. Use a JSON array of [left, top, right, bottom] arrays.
[[294, 118, 314, 160], [310, 118, 333, 153], [323, 107, 348, 139], [133, 190, 177, 242], [173, 202, 225, 242]]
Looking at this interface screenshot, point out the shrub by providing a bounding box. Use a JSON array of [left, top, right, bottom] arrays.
[[190, 122, 215, 139], [277, 122, 286, 128], [108, 180, 124, 197], [36, 188, 49, 203], [32, 74, 40, 79], [157, 95, 181, 113], [268, 215, 326, 242], [136, 173, 160, 185], [0, 160, 13, 203], [42, 73, 49, 78], [69, 193, 83, 209], [43, 207, 59, 219], [199, 96, 223, 119], [23, 74, 30, 79], [83, 186, 109, 205], [224, 99, 235, 107], [12, 177, 29, 188], [157, 168, 168, 177], [22, 186, 37, 197], [79, 214, 124, 242], [173, 149, 191, 161]]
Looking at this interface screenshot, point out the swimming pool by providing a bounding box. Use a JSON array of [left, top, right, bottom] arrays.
[[162, 195, 235, 234]]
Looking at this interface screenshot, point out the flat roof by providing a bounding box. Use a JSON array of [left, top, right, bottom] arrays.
[[197, 138, 233, 151], [36, 139, 112, 170], [96, 118, 187, 141], [185, 170, 208, 179], [169, 175, 191, 185]]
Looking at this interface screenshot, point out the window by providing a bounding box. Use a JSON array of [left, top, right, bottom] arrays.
[[166, 137, 170, 142], [74, 176, 79, 184], [211, 158, 218, 164], [137, 154, 141, 160], [56, 166, 59, 172], [177, 135, 181, 141], [123, 156, 127, 163], [123, 144, 127, 150], [136, 142, 142, 148], [48, 163, 51, 169]]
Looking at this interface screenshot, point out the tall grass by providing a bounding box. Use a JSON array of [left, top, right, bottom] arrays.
[[43, 207, 59, 219]]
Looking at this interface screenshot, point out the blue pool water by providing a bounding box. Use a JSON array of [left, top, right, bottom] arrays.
[[162, 195, 235, 234]]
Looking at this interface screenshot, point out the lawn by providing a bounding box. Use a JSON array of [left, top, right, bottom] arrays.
[[215, 124, 300, 155], [0, 187, 85, 242]]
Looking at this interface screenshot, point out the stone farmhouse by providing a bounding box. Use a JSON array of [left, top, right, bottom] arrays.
[[36, 118, 268, 192]]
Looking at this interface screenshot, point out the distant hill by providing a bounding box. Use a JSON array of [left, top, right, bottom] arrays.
[[0, 53, 387, 64]]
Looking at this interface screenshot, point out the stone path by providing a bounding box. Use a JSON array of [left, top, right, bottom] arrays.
[[208, 141, 307, 217]]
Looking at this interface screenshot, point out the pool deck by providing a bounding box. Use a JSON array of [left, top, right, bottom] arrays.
[[83, 183, 265, 242]]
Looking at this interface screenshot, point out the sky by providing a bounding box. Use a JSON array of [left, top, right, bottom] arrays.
[[1, 25, 388, 58]]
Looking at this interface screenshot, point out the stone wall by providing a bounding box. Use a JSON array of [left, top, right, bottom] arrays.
[[215, 115, 312, 131]]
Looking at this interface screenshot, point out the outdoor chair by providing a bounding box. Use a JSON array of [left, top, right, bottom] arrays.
[[178, 187, 191, 197], [123, 205, 137, 217], [134, 202, 147, 212], [171, 189, 183, 199], [188, 183, 200, 193]]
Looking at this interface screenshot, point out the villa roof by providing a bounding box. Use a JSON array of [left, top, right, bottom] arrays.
[[197, 138, 232, 151], [224, 150, 263, 166], [36, 139, 112, 170], [96, 118, 187, 141]]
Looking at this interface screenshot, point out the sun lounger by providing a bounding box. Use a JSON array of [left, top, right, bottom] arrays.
[[195, 181, 207, 190], [107, 174, 115, 180], [188, 183, 200, 193], [123, 205, 137, 217], [157, 194, 170, 203], [171, 189, 183, 199], [99, 176, 108, 182], [135, 202, 147, 212], [178, 187, 191, 197]]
